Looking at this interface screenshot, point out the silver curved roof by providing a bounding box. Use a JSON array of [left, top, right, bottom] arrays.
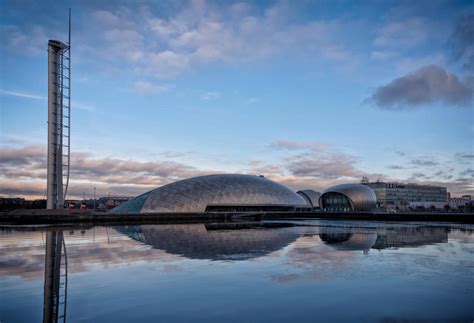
[[297, 190, 321, 207], [319, 183, 377, 211], [114, 174, 309, 213]]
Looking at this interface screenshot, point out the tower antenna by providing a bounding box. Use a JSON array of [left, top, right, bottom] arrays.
[[68, 8, 71, 46]]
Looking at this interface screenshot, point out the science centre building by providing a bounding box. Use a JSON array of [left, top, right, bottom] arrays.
[[112, 174, 377, 214], [113, 174, 313, 213]]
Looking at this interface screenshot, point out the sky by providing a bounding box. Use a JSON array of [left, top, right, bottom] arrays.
[[0, 0, 473, 200]]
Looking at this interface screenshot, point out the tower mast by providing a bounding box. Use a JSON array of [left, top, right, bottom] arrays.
[[47, 10, 71, 209]]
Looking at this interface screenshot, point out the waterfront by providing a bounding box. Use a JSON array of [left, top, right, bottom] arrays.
[[1, 220, 473, 322]]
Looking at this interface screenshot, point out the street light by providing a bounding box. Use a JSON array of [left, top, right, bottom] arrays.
[[93, 187, 96, 210]]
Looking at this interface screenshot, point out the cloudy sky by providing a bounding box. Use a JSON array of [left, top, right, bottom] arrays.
[[0, 0, 473, 199]]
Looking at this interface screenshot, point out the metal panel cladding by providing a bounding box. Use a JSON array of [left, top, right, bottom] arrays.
[[319, 184, 377, 211], [297, 190, 321, 207], [114, 174, 310, 213]]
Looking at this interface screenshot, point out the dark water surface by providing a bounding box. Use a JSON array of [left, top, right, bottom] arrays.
[[1, 220, 473, 322]]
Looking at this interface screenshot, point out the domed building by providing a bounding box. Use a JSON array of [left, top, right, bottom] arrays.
[[113, 174, 311, 213], [319, 183, 377, 212], [297, 190, 321, 208]]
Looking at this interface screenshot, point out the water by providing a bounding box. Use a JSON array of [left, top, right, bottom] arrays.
[[1, 220, 473, 322]]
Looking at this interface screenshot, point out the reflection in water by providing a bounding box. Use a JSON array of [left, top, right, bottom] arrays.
[[373, 226, 448, 249], [0, 222, 472, 322], [43, 231, 67, 323], [319, 232, 378, 253], [117, 223, 304, 260], [318, 226, 449, 252]]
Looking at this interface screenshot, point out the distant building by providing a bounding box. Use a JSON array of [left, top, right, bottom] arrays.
[[319, 184, 377, 212], [0, 198, 46, 211], [363, 182, 447, 210], [99, 196, 133, 209], [449, 195, 471, 210], [297, 190, 321, 208]]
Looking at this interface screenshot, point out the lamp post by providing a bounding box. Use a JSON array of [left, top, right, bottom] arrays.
[[93, 187, 96, 210]]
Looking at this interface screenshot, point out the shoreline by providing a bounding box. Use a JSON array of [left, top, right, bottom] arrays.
[[1, 209, 473, 225]]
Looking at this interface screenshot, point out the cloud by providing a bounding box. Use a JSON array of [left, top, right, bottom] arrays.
[[449, 12, 474, 73], [71, 1, 355, 78], [269, 140, 330, 152], [0, 88, 95, 111], [0, 145, 216, 199], [0, 24, 56, 56], [2, 141, 473, 199], [370, 50, 397, 61], [284, 153, 368, 180], [388, 165, 405, 170], [409, 172, 431, 180], [456, 153, 474, 160], [0, 89, 45, 100], [374, 17, 429, 48], [460, 169, 474, 177], [261, 140, 377, 190], [411, 159, 439, 167], [200, 91, 220, 101], [245, 97, 261, 105], [368, 65, 473, 109], [134, 80, 169, 95]]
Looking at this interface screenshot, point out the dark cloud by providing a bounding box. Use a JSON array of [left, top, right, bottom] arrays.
[[460, 169, 474, 177], [450, 12, 474, 73], [285, 153, 367, 180], [409, 172, 431, 180], [369, 65, 473, 109], [455, 153, 474, 160], [0, 146, 216, 199], [388, 165, 404, 170], [2, 143, 473, 199], [411, 159, 439, 167], [395, 151, 406, 157]]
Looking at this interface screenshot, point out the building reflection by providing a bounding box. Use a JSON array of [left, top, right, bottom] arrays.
[[372, 226, 448, 249], [319, 231, 378, 253], [43, 230, 67, 323], [319, 226, 449, 252], [116, 223, 305, 261]]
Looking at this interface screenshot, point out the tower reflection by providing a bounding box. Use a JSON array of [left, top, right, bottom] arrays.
[[43, 231, 67, 323]]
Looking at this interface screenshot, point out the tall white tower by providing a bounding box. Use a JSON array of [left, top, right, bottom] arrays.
[[47, 11, 71, 209]]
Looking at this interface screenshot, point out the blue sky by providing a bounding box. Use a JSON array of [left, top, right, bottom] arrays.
[[0, 0, 473, 199]]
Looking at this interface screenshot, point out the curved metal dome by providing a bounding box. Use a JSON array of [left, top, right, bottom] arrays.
[[297, 190, 321, 207], [113, 174, 310, 213], [319, 183, 377, 211]]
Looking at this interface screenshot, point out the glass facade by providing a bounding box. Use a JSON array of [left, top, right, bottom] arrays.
[[320, 192, 352, 212], [111, 192, 150, 213]]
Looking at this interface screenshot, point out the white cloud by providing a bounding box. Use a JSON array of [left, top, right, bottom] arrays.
[[0, 89, 45, 100], [374, 17, 429, 48], [0, 88, 95, 111], [83, 2, 355, 78], [134, 80, 169, 95], [200, 91, 220, 101]]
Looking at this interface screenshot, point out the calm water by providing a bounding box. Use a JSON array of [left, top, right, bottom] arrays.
[[1, 220, 473, 322]]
